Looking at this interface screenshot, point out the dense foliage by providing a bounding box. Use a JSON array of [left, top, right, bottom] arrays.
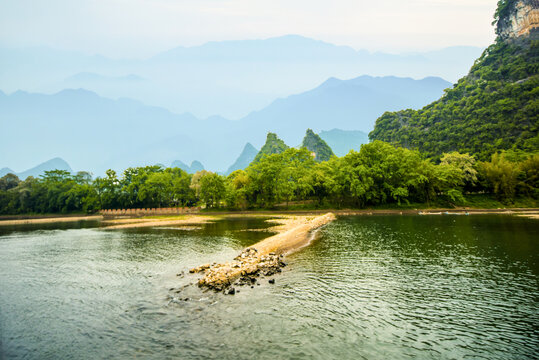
[[301, 129, 335, 162], [1, 141, 536, 215], [370, 31, 538, 161]]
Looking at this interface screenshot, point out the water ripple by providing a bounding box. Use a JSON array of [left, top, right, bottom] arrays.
[[0, 215, 538, 359]]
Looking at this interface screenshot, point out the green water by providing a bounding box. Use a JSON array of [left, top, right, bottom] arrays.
[[0, 215, 537, 359]]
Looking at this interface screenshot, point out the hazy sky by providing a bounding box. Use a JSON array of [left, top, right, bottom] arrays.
[[0, 0, 498, 58]]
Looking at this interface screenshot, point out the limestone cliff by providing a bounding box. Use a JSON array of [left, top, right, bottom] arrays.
[[496, 0, 539, 39]]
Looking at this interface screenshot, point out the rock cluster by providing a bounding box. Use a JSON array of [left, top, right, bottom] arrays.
[[192, 247, 286, 292]]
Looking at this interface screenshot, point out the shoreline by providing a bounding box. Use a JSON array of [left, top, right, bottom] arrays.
[[0, 208, 537, 227], [0, 215, 103, 226]]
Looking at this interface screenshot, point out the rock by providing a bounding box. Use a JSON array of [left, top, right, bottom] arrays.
[[227, 287, 236, 295], [190, 263, 210, 273], [194, 241, 290, 291], [269, 279, 275, 284]]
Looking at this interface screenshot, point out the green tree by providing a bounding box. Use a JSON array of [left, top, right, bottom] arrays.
[[479, 152, 521, 201], [199, 172, 226, 208]]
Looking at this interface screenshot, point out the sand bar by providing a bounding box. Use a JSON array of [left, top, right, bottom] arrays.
[[194, 213, 336, 290], [0, 215, 103, 226], [102, 215, 216, 229]]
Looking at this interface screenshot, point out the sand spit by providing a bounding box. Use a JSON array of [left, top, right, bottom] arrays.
[[193, 213, 336, 292], [518, 213, 539, 219], [0, 215, 103, 226], [102, 215, 216, 229]]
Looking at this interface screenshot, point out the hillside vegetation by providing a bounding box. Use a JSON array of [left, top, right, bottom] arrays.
[[301, 129, 335, 162], [370, 0, 538, 161], [253, 133, 289, 163]]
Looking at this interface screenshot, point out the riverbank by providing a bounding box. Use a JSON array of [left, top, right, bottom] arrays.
[[0, 215, 103, 226], [193, 213, 336, 291], [1, 208, 538, 227]]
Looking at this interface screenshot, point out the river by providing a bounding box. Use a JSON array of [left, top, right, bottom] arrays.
[[0, 215, 537, 359]]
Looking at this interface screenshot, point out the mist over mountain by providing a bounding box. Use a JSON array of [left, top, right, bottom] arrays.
[[0, 168, 14, 178], [319, 129, 370, 156], [0, 75, 450, 175], [0, 89, 219, 174], [171, 160, 205, 174], [0, 36, 481, 119], [226, 143, 259, 175], [0, 158, 72, 180], [65, 72, 146, 83], [236, 75, 451, 145]]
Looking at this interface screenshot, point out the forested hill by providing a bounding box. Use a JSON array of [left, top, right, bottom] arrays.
[[369, 0, 538, 161], [253, 133, 289, 162], [301, 129, 334, 162]]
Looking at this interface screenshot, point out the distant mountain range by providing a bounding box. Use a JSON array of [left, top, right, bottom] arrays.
[[226, 143, 258, 175], [171, 160, 205, 174], [65, 72, 146, 83], [0, 35, 482, 118], [0, 158, 72, 179], [0, 74, 450, 175], [319, 129, 369, 156], [237, 75, 451, 143]]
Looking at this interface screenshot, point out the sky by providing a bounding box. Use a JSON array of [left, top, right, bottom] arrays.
[[0, 0, 498, 58]]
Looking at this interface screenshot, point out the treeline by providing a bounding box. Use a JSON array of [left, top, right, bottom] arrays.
[[0, 141, 537, 215]]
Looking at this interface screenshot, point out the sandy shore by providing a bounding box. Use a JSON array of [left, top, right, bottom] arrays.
[[194, 213, 336, 291], [101, 215, 216, 229], [1, 208, 536, 227], [0, 215, 103, 226]]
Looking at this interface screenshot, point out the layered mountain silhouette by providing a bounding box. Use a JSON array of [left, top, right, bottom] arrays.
[[319, 129, 369, 156], [0, 75, 450, 175], [1, 36, 482, 118], [0, 168, 14, 178], [171, 160, 205, 174], [235, 75, 451, 145], [226, 143, 258, 175], [0, 158, 72, 180]]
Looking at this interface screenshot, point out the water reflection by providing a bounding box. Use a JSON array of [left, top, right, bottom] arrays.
[[0, 215, 537, 359]]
